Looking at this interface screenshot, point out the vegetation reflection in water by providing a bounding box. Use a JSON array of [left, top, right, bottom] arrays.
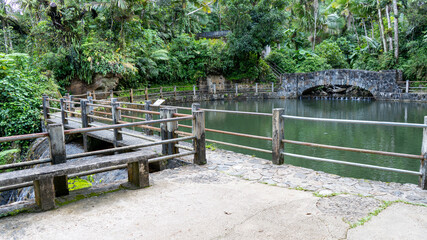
[[174, 99, 426, 184]]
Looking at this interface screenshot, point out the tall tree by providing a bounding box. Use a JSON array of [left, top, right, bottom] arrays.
[[392, 0, 398, 60], [376, 0, 387, 53]]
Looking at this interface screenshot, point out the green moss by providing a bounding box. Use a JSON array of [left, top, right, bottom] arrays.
[[313, 192, 344, 198], [56, 188, 121, 207], [0, 208, 31, 218]]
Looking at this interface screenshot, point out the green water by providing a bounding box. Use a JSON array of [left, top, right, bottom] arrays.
[[176, 99, 426, 184]]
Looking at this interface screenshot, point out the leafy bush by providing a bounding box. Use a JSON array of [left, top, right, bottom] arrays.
[[296, 55, 332, 73], [0, 53, 59, 150], [314, 40, 349, 69], [265, 50, 297, 73]]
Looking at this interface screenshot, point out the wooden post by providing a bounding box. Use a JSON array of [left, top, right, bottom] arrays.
[[110, 90, 114, 99], [92, 90, 96, 100], [127, 159, 149, 188], [271, 82, 274, 93], [69, 95, 75, 117], [160, 86, 163, 98], [420, 116, 427, 190], [130, 88, 134, 103], [111, 98, 122, 147], [81, 99, 89, 152], [235, 84, 238, 95], [60, 98, 68, 125], [145, 87, 148, 100], [192, 110, 206, 165], [256, 83, 258, 95], [42, 95, 50, 121], [64, 93, 70, 114], [87, 91, 91, 98], [34, 177, 56, 211], [160, 108, 178, 155], [144, 100, 153, 135], [213, 84, 216, 94], [406, 80, 409, 93], [47, 124, 69, 197], [174, 86, 177, 97], [272, 108, 285, 165], [193, 85, 196, 96], [87, 96, 94, 123], [192, 103, 201, 112]]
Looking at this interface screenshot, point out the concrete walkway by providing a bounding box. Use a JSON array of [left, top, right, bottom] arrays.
[[1, 146, 427, 239]]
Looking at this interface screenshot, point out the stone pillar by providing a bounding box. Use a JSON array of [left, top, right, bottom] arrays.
[[272, 108, 285, 165], [111, 98, 122, 147], [80, 99, 89, 152], [127, 158, 149, 188], [60, 98, 68, 125], [42, 95, 50, 121]]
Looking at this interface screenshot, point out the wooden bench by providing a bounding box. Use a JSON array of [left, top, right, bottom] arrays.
[[0, 151, 157, 211]]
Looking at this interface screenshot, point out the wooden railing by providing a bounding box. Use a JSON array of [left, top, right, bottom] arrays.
[[68, 83, 278, 103], [0, 98, 206, 195], [398, 80, 427, 93]]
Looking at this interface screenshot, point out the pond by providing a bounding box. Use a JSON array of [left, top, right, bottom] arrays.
[[177, 99, 426, 184]]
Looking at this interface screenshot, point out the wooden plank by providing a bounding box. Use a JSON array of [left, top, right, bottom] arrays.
[[192, 110, 206, 165]]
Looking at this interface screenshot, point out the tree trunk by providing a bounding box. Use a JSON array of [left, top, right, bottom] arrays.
[[371, 21, 374, 39], [352, 16, 360, 46], [362, 19, 369, 49], [7, 23, 12, 52], [393, 0, 399, 61], [312, 0, 318, 51], [377, 0, 387, 53], [385, 5, 393, 52], [2, 20, 8, 53]]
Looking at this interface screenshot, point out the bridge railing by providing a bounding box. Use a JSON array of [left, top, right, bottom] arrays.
[[398, 80, 427, 93], [0, 99, 206, 192], [69, 83, 278, 103]]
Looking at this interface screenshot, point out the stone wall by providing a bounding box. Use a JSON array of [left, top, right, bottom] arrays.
[[279, 69, 402, 99]]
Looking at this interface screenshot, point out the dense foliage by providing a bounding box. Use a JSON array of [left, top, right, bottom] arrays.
[[0, 53, 59, 149]]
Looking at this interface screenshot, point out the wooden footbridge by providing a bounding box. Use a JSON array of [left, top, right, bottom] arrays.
[[1, 93, 427, 212]]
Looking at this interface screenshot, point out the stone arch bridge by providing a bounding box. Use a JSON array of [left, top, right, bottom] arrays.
[[279, 69, 402, 99]]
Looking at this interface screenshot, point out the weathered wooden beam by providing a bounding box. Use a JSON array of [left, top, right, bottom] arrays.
[[111, 98, 122, 147], [420, 116, 427, 190], [130, 88, 134, 103], [127, 159, 149, 188], [144, 100, 153, 135], [272, 108, 285, 165], [81, 99, 89, 152], [34, 177, 55, 211], [42, 95, 50, 121], [193, 110, 206, 165], [145, 87, 148, 100], [192, 103, 200, 112], [48, 124, 69, 197], [167, 108, 178, 154], [60, 98, 68, 125]]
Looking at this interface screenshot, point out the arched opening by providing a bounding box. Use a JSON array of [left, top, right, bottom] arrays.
[[301, 85, 374, 100]]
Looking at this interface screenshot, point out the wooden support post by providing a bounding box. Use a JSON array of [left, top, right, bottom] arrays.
[[87, 91, 91, 98], [213, 84, 216, 94], [92, 90, 96, 100], [87, 96, 94, 123], [144, 100, 153, 135], [60, 98, 68, 125], [420, 116, 427, 190], [69, 95, 75, 117], [127, 159, 149, 188], [81, 100, 89, 152], [235, 84, 238, 95], [111, 98, 122, 147], [174, 86, 177, 97], [271, 82, 274, 93], [110, 90, 114, 99], [256, 83, 258, 95], [192, 110, 206, 165], [406, 80, 409, 93], [160, 86, 163, 98], [64, 93, 70, 114], [160, 108, 169, 155], [193, 85, 196, 96], [192, 103, 201, 112], [34, 177, 55, 211], [130, 88, 134, 103], [42, 95, 50, 121], [145, 87, 149, 100], [47, 124, 69, 197], [166, 108, 178, 154], [272, 108, 285, 165]]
